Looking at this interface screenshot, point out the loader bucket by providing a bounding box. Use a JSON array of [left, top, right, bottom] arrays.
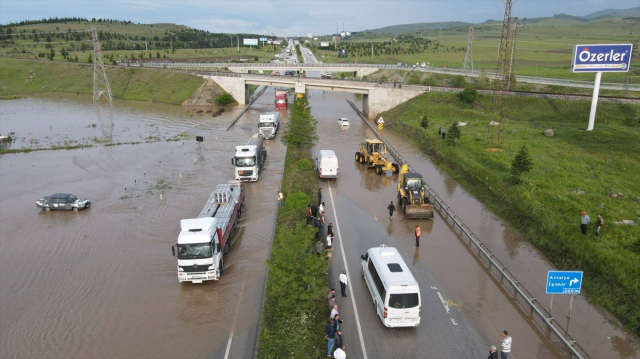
[[404, 205, 434, 219]]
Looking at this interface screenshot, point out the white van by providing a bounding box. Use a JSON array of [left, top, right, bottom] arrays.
[[360, 245, 421, 327], [316, 150, 338, 179]]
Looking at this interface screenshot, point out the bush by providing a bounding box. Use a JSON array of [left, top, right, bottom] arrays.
[[457, 88, 477, 104], [214, 92, 235, 105], [296, 158, 313, 170], [451, 75, 466, 88], [408, 73, 421, 85], [422, 77, 436, 86], [286, 191, 310, 211]]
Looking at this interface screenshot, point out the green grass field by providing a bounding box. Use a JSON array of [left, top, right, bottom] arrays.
[[309, 16, 639, 84], [380, 91, 640, 334], [0, 58, 204, 104]]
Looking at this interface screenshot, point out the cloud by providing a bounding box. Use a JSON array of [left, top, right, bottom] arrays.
[[121, 0, 168, 12]]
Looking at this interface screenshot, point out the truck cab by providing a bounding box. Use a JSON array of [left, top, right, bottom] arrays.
[[259, 112, 280, 139], [174, 218, 224, 283], [232, 134, 266, 182]]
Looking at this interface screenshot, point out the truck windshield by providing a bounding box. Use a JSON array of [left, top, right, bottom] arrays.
[[259, 122, 274, 128], [388, 293, 419, 309], [405, 179, 423, 190], [235, 156, 256, 167], [177, 243, 212, 259]]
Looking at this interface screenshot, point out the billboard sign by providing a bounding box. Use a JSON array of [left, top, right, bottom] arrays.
[[259, 37, 268, 42], [571, 44, 633, 72], [243, 39, 258, 46], [320, 42, 330, 48]]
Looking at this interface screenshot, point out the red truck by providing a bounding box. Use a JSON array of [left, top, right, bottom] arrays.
[[275, 90, 288, 110]]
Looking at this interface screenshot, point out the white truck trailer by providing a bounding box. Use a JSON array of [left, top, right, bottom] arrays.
[[259, 112, 280, 139], [171, 183, 245, 283], [232, 134, 267, 182]]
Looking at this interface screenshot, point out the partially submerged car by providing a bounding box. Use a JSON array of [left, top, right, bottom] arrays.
[[338, 118, 350, 126], [37, 193, 91, 211]]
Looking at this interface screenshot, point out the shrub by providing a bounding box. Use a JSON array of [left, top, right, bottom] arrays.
[[510, 144, 533, 183], [447, 121, 461, 145], [422, 77, 436, 86], [451, 75, 466, 88], [458, 88, 477, 104], [408, 73, 421, 85], [214, 92, 235, 105], [286, 191, 310, 211], [296, 158, 313, 170]]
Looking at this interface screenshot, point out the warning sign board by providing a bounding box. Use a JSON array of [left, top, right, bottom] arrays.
[[377, 117, 384, 124]]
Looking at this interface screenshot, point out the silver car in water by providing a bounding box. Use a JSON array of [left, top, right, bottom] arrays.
[[36, 193, 91, 211]]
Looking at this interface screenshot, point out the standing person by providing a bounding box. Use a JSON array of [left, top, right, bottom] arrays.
[[319, 202, 325, 215], [595, 214, 603, 237], [581, 211, 590, 235], [332, 313, 343, 331], [327, 223, 334, 236], [306, 204, 313, 224], [278, 191, 284, 210], [387, 201, 396, 221], [501, 330, 512, 359], [318, 188, 322, 204], [325, 319, 336, 357], [316, 240, 325, 256], [334, 330, 343, 355], [438, 125, 442, 135], [488, 345, 498, 359], [326, 233, 333, 250], [329, 294, 337, 309], [311, 203, 318, 218], [415, 224, 421, 247], [333, 346, 346, 359], [339, 270, 348, 297], [330, 304, 339, 320], [328, 288, 336, 301], [442, 128, 446, 140]]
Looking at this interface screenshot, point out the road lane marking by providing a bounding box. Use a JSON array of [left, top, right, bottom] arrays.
[[327, 182, 368, 359], [437, 291, 450, 314], [224, 275, 247, 359]]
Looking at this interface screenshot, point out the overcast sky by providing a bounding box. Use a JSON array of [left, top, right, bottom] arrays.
[[0, 0, 637, 36]]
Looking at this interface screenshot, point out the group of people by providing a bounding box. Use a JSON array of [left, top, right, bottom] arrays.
[[488, 331, 512, 359], [580, 211, 604, 237], [387, 201, 422, 246], [325, 277, 349, 358]]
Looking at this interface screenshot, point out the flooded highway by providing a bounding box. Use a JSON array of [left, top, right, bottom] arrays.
[[0, 92, 286, 358], [2, 80, 639, 358]]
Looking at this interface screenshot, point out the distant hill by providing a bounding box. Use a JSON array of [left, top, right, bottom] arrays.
[[583, 6, 640, 19], [359, 6, 639, 35]]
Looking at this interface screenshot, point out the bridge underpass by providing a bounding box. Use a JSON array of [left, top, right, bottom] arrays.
[[207, 72, 424, 120]]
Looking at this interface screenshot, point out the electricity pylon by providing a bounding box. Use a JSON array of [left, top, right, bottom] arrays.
[[487, 0, 515, 150], [506, 18, 518, 90], [462, 27, 474, 72], [91, 27, 113, 105]]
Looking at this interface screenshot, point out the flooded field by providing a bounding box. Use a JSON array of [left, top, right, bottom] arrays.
[[0, 91, 286, 358]]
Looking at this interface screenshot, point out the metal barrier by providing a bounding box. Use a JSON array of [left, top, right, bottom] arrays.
[[226, 85, 267, 131], [346, 99, 590, 359]]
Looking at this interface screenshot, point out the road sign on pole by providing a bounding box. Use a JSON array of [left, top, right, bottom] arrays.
[[377, 117, 384, 133], [546, 271, 583, 294]]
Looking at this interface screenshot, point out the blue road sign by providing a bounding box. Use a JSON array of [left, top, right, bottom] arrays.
[[571, 44, 633, 73], [546, 271, 583, 294]]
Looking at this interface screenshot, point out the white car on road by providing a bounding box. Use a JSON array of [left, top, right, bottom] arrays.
[[338, 118, 349, 126]]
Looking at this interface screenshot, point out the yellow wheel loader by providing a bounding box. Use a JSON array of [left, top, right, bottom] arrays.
[[397, 164, 435, 219], [354, 139, 400, 175]]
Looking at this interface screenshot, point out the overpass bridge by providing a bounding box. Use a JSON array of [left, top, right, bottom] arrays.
[[206, 72, 424, 119], [129, 62, 639, 91]]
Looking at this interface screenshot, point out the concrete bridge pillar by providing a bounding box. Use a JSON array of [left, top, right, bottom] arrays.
[[207, 75, 248, 104], [365, 87, 424, 120]]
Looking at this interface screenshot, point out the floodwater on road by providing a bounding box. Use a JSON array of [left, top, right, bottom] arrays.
[[0, 90, 286, 358]]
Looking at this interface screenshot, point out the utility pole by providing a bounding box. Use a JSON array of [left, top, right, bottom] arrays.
[[237, 36, 239, 52], [371, 42, 374, 58], [487, 0, 516, 150], [626, 41, 638, 92], [90, 27, 112, 106], [462, 27, 474, 72]]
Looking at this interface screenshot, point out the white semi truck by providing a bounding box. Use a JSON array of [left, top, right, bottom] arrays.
[[232, 134, 267, 182], [259, 112, 280, 139], [171, 183, 245, 283]]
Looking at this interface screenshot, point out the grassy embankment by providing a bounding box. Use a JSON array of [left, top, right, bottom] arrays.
[[0, 58, 204, 104], [379, 91, 640, 334], [310, 16, 639, 84], [258, 97, 328, 358]]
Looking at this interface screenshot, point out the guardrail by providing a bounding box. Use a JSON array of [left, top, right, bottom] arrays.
[[346, 99, 590, 359], [226, 85, 268, 131], [120, 61, 638, 91]]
